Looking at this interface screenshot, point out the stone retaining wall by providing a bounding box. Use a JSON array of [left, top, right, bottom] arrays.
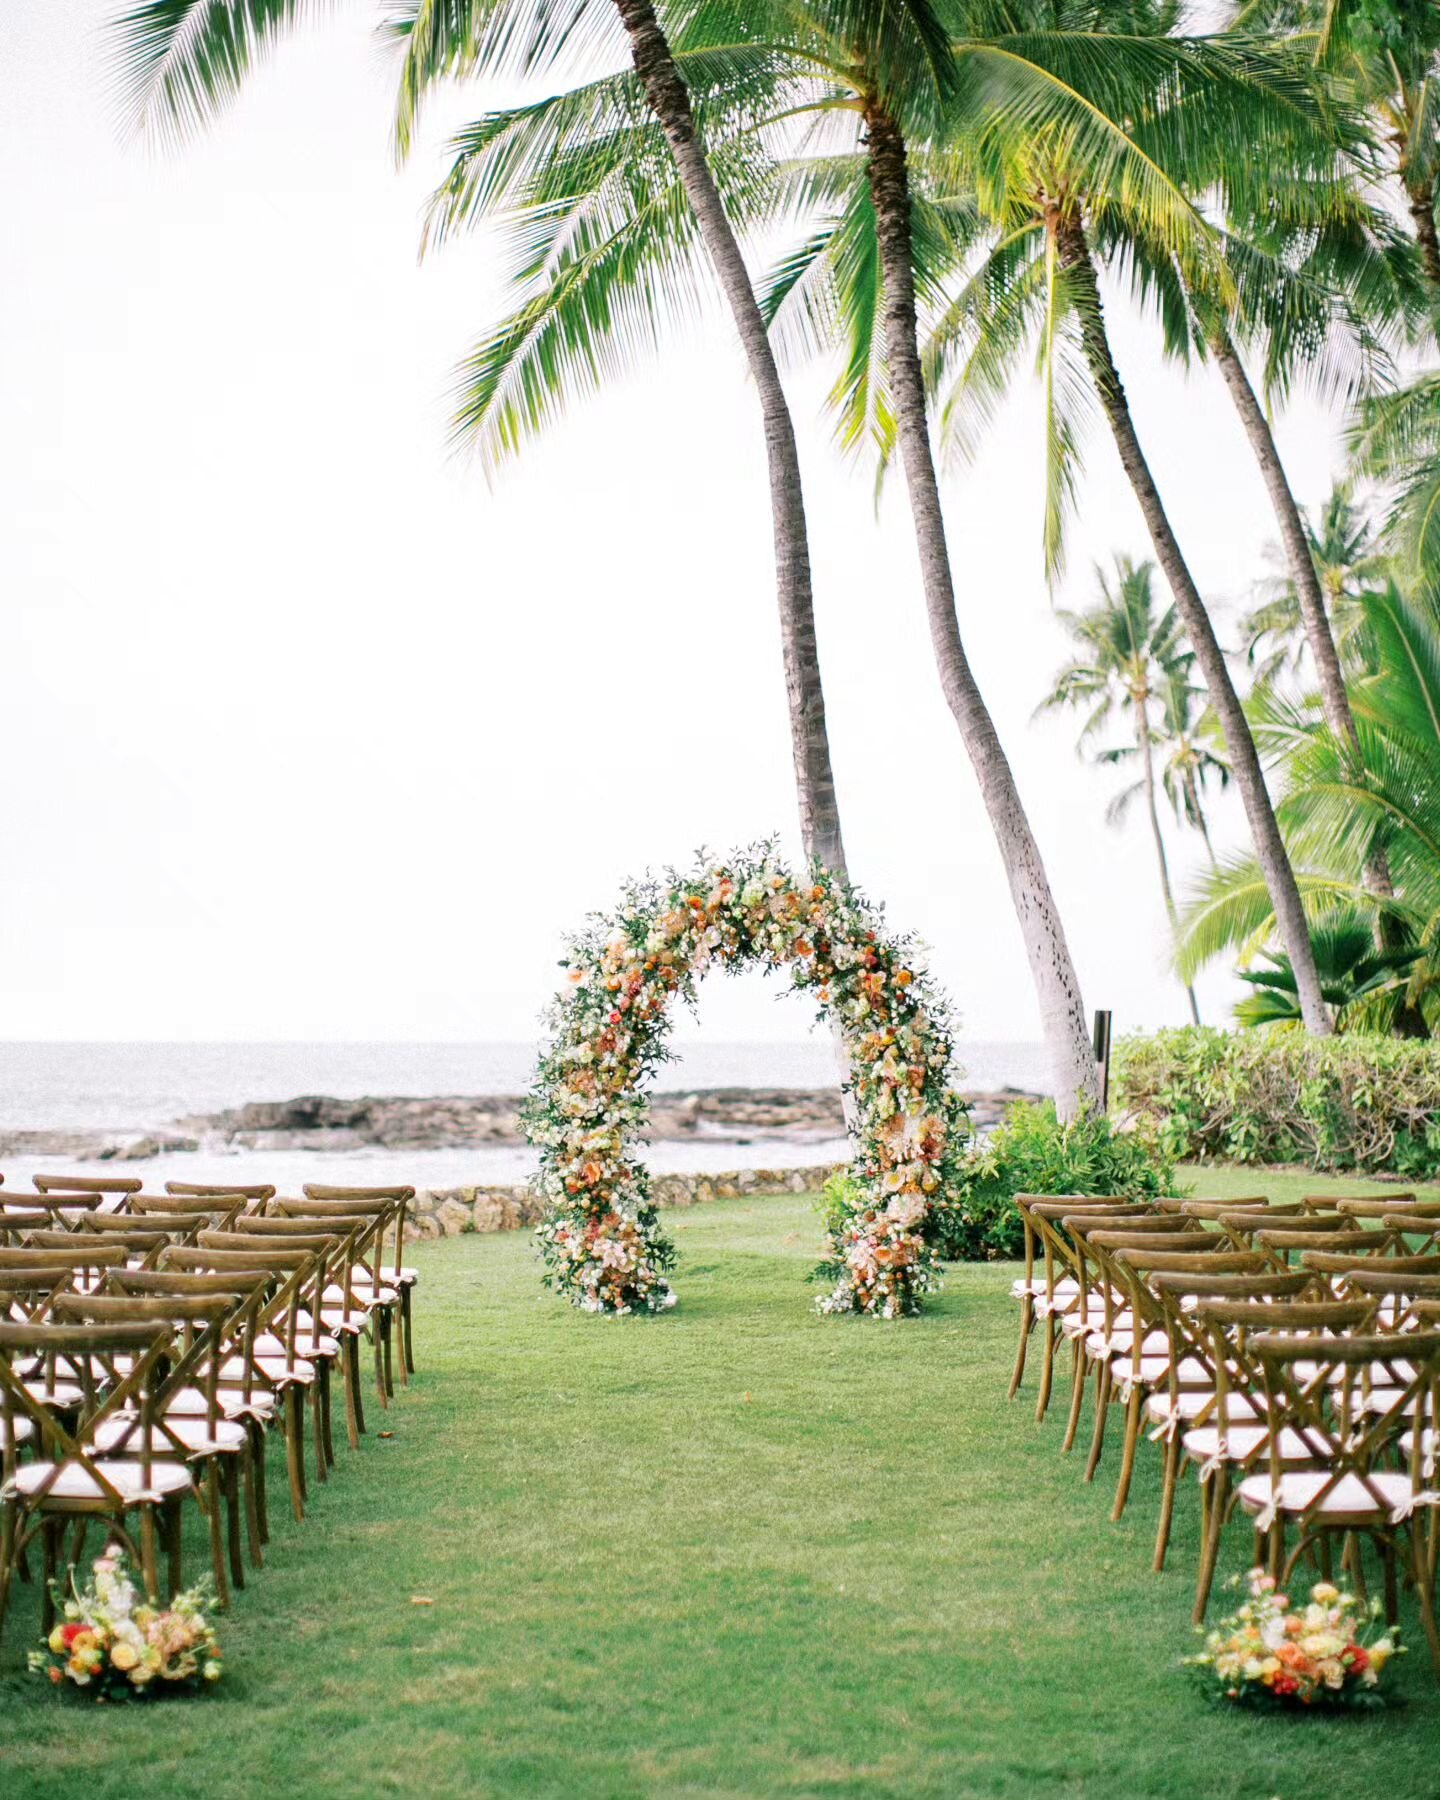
[[407, 1164, 844, 1239]]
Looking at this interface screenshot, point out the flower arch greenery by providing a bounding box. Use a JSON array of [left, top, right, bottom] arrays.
[[522, 847, 971, 1317]]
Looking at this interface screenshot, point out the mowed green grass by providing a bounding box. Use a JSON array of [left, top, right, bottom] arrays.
[[2, 1166, 1439, 1800]]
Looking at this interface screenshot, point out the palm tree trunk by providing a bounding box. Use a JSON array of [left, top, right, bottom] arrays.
[[611, 0, 846, 878], [1051, 205, 1332, 1038], [1210, 329, 1426, 1035], [1405, 177, 1440, 295], [863, 108, 1099, 1117], [1185, 771, 1219, 870], [1209, 328, 1355, 740], [1137, 703, 1199, 1025]]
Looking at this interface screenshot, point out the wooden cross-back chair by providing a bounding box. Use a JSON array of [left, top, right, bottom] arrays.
[[1140, 1269, 1318, 1577], [298, 1186, 418, 1376], [264, 1204, 405, 1398], [1055, 1215, 1206, 1458], [1240, 1328, 1440, 1674], [131, 1192, 253, 1233], [1076, 1237, 1266, 1520], [1157, 1196, 1279, 1219], [51, 1291, 247, 1607], [164, 1244, 323, 1524], [198, 1227, 362, 1479], [1010, 1198, 1156, 1418], [113, 1266, 278, 1561], [0, 1319, 189, 1636], [1182, 1296, 1378, 1621]]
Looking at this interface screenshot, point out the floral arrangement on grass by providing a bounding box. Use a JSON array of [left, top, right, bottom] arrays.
[[1185, 1570, 1402, 1710], [523, 845, 970, 1317], [29, 1549, 222, 1699]]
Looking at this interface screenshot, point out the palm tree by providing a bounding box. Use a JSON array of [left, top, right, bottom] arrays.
[[1175, 582, 1440, 1037], [1240, 482, 1384, 686], [408, 3, 1106, 1113], [1037, 556, 1202, 1022], [111, 0, 851, 880], [1349, 370, 1440, 598], [1150, 670, 1230, 865], [1242, 0, 1440, 294], [910, 14, 1338, 1033]]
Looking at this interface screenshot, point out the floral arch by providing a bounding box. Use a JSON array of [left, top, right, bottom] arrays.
[[523, 847, 970, 1318]]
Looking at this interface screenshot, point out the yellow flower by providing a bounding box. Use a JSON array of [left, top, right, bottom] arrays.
[[47, 1627, 67, 1653], [1311, 1582, 1340, 1605], [110, 1642, 140, 1672]]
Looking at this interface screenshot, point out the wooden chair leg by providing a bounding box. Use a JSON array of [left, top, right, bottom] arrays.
[[165, 1495, 184, 1601], [372, 1319, 389, 1412], [1035, 1313, 1057, 1424], [223, 1459, 245, 1592], [1085, 1363, 1111, 1482], [1410, 1518, 1440, 1678], [342, 1338, 361, 1451], [402, 1284, 416, 1376], [139, 1506, 161, 1605], [203, 1463, 230, 1611], [1008, 1294, 1034, 1399], [1194, 1466, 1228, 1623], [320, 1361, 337, 1467], [1060, 1338, 1087, 1454], [1111, 1385, 1143, 1522], [40, 1516, 61, 1635], [284, 1389, 307, 1525], [241, 1440, 264, 1570], [1153, 1426, 1182, 1571], [252, 1420, 270, 1545], [311, 1376, 328, 1484], [0, 1498, 16, 1640]]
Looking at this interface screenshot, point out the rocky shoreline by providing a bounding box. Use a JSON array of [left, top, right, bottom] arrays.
[[0, 1084, 1042, 1163]]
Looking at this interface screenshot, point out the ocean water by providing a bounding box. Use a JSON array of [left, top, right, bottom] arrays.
[[0, 1039, 1051, 1192]]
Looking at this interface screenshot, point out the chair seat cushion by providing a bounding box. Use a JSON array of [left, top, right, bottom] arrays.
[[1182, 1425, 1326, 1464], [255, 1331, 340, 1360], [163, 1384, 276, 1421], [1110, 1354, 1212, 1387], [92, 1416, 249, 1457], [214, 1355, 315, 1388], [1010, 1276, 1079, 1301], [322, 1284, 398, 1309], [22, 1381, 83, 1409], [1238, 1469, 1417, 1521], [1147, 1390, 1264, 1425], [8, 1458, 194, 1502], [0, 1417, 35, 1448]]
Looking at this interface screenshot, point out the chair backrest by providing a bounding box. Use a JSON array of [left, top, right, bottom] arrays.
[[32, 1174, 142, 1196], [1170, 1197, 1285, 1220], [1333, 1195, 1417, 1219], [291, 1188, 411, 1277], [0, 1318, 174, 1500], [166, 1181, 276, 1201]]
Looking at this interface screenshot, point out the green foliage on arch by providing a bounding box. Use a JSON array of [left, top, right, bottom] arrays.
[[522, 846, 971, 1316]]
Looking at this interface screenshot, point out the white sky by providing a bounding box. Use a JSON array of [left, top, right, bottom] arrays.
[[0, 3, 1346, 1062]]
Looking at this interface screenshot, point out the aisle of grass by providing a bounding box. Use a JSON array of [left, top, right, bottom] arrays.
[[2, 1167, 1439, 1799]]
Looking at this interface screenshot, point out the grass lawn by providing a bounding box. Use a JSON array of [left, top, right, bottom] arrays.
[[3, 1164, 1439, 1799]]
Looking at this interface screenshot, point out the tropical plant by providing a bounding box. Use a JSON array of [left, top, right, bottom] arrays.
[[928, 1097, 1179, 1262], [1232, 910, 1422, 1026], [1114, 1024, 1440, 1174], [1037, 554, 1202, 1021], [1350, 370, 1440, 599], [1174, 581, 1440, 1036], [1147, 669, 1230, 864]]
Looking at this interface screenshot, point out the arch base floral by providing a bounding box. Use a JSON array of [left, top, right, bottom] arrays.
[[523, 847, 970, 1317]]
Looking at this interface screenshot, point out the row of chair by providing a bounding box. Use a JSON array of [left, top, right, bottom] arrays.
[[1010, 1188, 1440, 1674], [0, 1171, 419, 1646]]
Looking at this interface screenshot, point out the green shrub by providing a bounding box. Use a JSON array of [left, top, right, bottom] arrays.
[[1112, 1027, 1440, 1177], [928, 1100, 1179, 1262]]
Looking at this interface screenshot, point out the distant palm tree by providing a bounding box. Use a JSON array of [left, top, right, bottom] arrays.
[[1240, 482, 1385, 686], [1038, 556, 1202, 1023], [1149, 671, 1230, 867]]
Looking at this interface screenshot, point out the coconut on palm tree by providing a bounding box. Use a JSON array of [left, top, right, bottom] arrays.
[[1036, 555, 1202, 1022]]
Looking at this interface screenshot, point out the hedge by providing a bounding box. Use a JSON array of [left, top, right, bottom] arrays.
[[1112, 1027, 1440, 1177]]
